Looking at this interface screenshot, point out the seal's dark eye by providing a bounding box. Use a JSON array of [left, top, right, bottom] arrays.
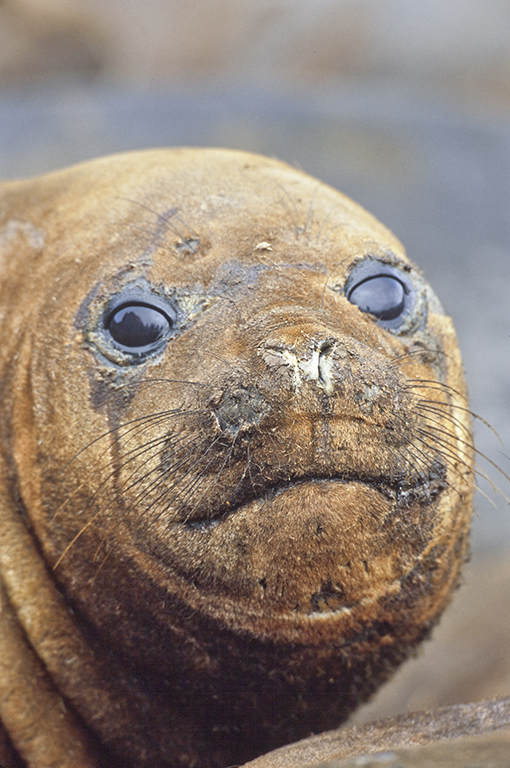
[[107, 304, 171, 350], [347, 275, 406, 321], [342, 258, 424, 335]]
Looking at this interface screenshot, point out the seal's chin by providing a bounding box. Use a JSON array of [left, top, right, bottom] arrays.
[[145, 474, 444, 631]]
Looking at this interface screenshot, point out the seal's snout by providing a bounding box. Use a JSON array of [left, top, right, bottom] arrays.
[[261, 324, 360, 402], [211, 336, 339, 439]]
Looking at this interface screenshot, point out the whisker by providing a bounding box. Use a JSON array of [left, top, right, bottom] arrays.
[[405, 434, 470, 498], [388, 348, 450, 368], [275, 182, 304, 237], [303, 184, 320, 239], [135, 433, 226, 527], [384, 440, 431, 482], [315, 203, 344, 242], [53, 511, 104, 570], [404, 379, 469, 402], [182, 433, 241, 523], [117, 198, 184, 237], [416, 418, 474, 458], [91, 435, 217, 561], [117, 433, 213, 517], [51, 408, 206, 522], [319, 258, 350, 310], [104, 432, 198, 505], [414, 400, 473, 438], [418, 422, 510, 486], [413, 428, 473, 474], [413, 425, 508, 503], [58, 393, 206, 470]]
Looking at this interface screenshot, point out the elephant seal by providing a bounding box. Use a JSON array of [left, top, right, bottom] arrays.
[[0, 148, 474, 768]]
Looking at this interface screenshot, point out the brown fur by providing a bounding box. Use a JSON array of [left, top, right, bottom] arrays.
[[0, 149, 474, 767]]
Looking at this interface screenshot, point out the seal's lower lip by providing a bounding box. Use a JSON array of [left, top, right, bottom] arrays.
[[182, 465, 444, 530]]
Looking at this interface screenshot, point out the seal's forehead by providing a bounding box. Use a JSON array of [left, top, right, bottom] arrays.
[[0, 149, 412, 305], [117, 148, 404, 256], [9, 148, 406, 269]]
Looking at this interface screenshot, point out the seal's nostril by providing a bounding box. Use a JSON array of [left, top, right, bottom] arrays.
[[318, 341, 334, 358], [317, 341, 335, 388], [316, 340, 336, 395]]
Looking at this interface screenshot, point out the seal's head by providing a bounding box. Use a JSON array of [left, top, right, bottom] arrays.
[[0, 149, 473, 768]]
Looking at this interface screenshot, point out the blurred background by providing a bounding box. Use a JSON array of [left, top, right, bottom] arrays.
[[1, 0, 509, 731]]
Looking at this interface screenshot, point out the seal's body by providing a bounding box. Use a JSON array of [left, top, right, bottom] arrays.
[[0, 149, 473, 768]]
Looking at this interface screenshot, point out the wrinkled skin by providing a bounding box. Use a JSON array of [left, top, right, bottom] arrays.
[[0, 149, 473, 768]]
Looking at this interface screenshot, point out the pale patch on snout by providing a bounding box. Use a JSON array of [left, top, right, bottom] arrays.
[[299, 348, 335, 397], [262, 346, 336, 396]]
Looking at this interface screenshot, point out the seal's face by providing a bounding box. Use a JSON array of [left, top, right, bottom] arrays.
[[0, 149, 473, 765]]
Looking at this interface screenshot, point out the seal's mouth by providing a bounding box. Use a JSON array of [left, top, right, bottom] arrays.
[[181, 459, 448, 531], [144, 457, 454, 628]]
